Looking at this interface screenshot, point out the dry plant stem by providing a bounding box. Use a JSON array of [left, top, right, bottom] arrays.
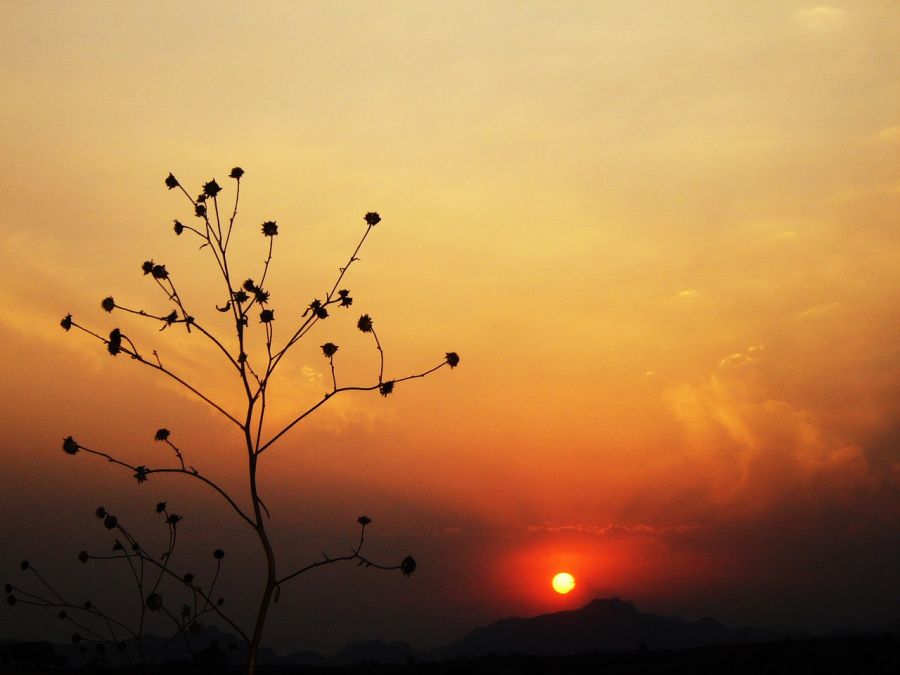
[[67, 321, 241, 427], [276, 523, 402, 585], [54, 175, 458, 675], [116, 303, 240, 371], [371, 327, 385, 383], [76, 444, 256, 527], [224, 179, 240, 250], [258, 360, 449, 455], [86, 546, 245, 645]]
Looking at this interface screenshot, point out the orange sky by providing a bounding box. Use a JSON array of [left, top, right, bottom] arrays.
[[2, 1, 899, 654]]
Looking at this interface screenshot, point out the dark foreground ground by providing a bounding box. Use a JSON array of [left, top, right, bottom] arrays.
[[2, 634, 898, 675]]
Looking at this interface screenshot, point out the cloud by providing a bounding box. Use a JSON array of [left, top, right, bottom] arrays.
[[665, 350, 874, 513], [717, 344, 764, 369], [794, 301, 842, 320], [526, 522, 698, 538], [677, 289, 698, 299], [796, 6, 846, 31], [877, 125, 900, 142]]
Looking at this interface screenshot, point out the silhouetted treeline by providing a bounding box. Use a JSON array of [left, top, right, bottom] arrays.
[[2, 633, 898, 674]]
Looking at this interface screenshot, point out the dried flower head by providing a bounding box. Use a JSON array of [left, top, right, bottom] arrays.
[[309, 299, 328, 319], [233, 290, 249, 304], [19, 561, 29, 571], [141, 260, 155, 275], [60, 314, 73, 331], [254, 287, 270, 303], [338, 289, 353, 307], [173, 220, 184, 235], [321, 342, 338, 358], [154, 428, 170, 442], [203, 179, 222, 198], [95, 506, 107, 519], [101, 296, 115, 312], [164, 310, 178, 326], [183, 572, 195, 584], [166, 514, 182, 525], [213, 548, 225, 560], [78, 551, 89, 563], [259, 309, 274, 323], [155, 501, 167, 513], [107, 328, 122, 356], [151, 264, 168, 280], [357, 314, 373, 333], [58, 610, 67, 620], [261, 220, 278, 237], [357, 516, 371, 526], [195, 203, 207, 218], [364, 212, 381, 226], [133, 466, 149, 484], [242, 278, 256, 292], [145, 593, 163, 612], [445, 352, 460, 368], [379, 381, 394, 397], [400, 555, 416, 576], [103, 515, 118, 530], [229, 167, 244, 179], [165, 173, 179, 190], [63, 436, 79, 455]]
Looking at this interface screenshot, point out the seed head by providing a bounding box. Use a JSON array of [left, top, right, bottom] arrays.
[[202, 179, 222, 198], [400, 556, 417, 577]]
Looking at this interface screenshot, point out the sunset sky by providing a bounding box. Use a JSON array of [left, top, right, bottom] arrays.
[[1, 1, 899, 655]]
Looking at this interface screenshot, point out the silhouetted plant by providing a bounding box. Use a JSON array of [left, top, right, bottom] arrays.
[[8, 168, 459, 674]]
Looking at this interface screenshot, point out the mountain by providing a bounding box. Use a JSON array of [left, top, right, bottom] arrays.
[[426, 597, 800, 661]]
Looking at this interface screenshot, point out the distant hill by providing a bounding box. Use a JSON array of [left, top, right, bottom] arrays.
[[4, 599, 896, 669], [426, 597, 802, 661]]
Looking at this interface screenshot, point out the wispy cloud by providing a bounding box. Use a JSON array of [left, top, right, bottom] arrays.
[[527, 522, 698, 538], [877, 125, 900, 142], [796, 6, 846, 31]]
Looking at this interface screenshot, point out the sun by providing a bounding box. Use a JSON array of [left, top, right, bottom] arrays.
[[551, 572, 576, 594]]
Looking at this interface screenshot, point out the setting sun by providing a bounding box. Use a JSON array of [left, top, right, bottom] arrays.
[[552, 572, 576, 595]]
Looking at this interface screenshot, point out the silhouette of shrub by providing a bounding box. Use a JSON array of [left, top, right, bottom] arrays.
[[9, 167, 458, 674]]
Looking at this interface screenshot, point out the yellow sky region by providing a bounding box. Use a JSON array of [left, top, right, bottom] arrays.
[[2, 1, 900, 651]]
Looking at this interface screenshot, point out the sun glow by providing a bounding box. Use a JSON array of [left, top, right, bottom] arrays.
[[552, 572, 575, 594]]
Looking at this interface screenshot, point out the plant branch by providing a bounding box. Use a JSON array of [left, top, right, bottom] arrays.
[[257, 359, 451, 455]]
